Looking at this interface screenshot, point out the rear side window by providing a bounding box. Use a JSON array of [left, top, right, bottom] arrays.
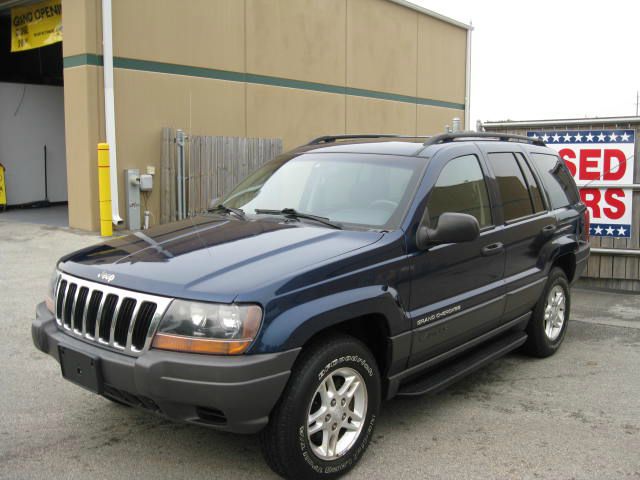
[[515, 152, 545, 212], [487, 152, 534, 221], [530, 153, 580, 209], [427, 154, 492, 228]]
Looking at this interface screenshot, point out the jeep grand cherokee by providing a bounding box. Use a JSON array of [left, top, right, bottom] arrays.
[[33, 132, 590, 479]]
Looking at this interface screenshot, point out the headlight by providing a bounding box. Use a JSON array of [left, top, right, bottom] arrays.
[[45, 269, 60, 314], [152, 300, 262, 355]]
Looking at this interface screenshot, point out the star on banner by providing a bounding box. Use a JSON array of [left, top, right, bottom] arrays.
[[621, 132, 630, 142], [552, 133, 560, 142], [617, 226, 627, 236], [597, 132, 606, 142], [609, 132, 618, 142], [593, 225, 603, 235], [541, 133, 550, 142], [574, 133, 583, 142], [585, 133, 594, 142], [562, 133, 572, 142], [606, 226, 615, 235]]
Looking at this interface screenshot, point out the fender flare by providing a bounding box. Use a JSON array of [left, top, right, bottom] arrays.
[[258, 285, 409, 352], [544, 235, 578, 274]]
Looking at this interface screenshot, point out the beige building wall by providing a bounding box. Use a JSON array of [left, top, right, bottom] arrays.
[[246, 0, 347, 86], [61, 0, 469, 231]]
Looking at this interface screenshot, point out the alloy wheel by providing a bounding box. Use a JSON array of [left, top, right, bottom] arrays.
[[544, 285, 566, 341], [306, 367, 368, 461]]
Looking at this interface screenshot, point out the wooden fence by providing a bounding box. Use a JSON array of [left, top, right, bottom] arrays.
[[160, 128, 282, 224]]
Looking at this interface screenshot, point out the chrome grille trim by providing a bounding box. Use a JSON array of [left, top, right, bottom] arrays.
[[108, 295, 124, 346], [80, 288, 91, 336], [53, 272, 173, 357], [125, 300, 142, 351]]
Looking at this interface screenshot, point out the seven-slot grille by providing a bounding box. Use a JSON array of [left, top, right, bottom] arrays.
[[54, 272, 172, 356]]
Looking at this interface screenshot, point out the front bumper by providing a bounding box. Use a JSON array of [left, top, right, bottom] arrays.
[[32, 302, 300, 434]]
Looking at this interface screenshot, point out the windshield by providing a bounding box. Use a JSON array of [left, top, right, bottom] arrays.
[[221, 153, 426, 229]]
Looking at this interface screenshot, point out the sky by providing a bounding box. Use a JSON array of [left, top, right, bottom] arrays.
[[412, 0, 640, 128]]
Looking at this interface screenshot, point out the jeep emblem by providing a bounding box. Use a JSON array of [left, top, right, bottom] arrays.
[[97, 272, 115, 283]]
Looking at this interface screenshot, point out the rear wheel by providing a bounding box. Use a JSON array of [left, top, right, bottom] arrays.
[[523, 267, 570, 357], [260, 334, 380, 479]]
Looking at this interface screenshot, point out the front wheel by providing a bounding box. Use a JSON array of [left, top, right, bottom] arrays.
[[523, 267, 571, 357], [260, 334, 380, 479]]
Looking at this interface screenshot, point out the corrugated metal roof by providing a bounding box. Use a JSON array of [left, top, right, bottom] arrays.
[[484, 116, 640, 128], [1, 0, 472, 31], [0, 0, 36, 10]]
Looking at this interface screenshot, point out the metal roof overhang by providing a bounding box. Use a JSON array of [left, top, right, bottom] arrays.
[[0, 0, 38, 11], [387, 0, 471, 30], [484, 116, 640, 128]]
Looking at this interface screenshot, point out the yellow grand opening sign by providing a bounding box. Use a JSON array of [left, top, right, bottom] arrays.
[[11, 0, 62, 52]]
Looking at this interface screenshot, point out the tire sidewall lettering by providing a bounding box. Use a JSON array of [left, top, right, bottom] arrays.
[[318, 354, 373, 381]]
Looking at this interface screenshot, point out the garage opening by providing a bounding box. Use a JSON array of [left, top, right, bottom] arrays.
[[0, 0, 67, 227]]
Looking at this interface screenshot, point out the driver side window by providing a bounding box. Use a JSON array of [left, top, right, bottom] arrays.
[[427, 154, 492, 228]]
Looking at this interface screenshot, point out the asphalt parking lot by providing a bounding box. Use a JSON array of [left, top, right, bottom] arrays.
[[1, 218, 639, 479]]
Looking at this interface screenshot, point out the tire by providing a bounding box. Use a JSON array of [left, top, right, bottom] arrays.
[[523, 267, 571, 358], [260, 334, 381, 479]]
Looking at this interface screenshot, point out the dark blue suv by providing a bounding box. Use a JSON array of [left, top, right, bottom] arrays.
[[33, 132, 590, 479]]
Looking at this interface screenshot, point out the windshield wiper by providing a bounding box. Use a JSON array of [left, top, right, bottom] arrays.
[[254, 208, 342, 230], [207, 204, 246, 220]]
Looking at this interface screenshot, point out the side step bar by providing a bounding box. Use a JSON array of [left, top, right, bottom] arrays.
[[396, 331, 527, 397]]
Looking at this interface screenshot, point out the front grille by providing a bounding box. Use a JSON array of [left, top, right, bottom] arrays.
[[56, 280, 67, 319], [114, 298, 136, 346], [99, 294, 118, 341], [63, 283, 77, 327], [132, 301, 157, 350], [73, 287, 89, 331], [53, 272, 172, 356], [86, 291, 103, 337]]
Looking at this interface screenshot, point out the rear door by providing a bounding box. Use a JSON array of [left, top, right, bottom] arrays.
[[479, 144, 554, 320], [407, 144, 506, 366]]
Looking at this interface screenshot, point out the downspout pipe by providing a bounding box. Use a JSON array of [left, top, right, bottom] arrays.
[[101, 0, 122, 224], [465, 22, 473, 130]]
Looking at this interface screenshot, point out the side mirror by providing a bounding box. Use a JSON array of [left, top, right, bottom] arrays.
[[416, 212, 480, 249]]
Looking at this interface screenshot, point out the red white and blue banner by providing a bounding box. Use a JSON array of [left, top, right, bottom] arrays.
[[527, 130, 634, 238]]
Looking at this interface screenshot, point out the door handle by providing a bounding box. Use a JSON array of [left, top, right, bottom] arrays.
[[541, 224, 556, 235], [481, 242, 504, 256]]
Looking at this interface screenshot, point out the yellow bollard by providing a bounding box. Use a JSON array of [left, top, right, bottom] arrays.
[[0, 163, 6, 211], [98, 143, 113, 236]]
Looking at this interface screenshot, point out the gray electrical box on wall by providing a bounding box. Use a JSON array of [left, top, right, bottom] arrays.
[[125, 168, 141, 230], [139, 174, 153, 191]]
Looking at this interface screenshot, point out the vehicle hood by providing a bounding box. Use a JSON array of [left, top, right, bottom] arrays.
[[60, 216, 384, 302]]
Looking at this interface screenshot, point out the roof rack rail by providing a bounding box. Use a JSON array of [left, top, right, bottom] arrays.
[[306, 134, 420, 145], [423, 131, 546, 147]]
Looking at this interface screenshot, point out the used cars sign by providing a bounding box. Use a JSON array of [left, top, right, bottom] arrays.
[[528, 130, 634, 238]]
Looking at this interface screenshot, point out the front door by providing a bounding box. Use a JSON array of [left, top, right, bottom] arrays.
[[407, 146, 506, 366]]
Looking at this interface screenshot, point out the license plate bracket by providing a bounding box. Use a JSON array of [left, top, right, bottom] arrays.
[[58, 345, 103, 394]]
